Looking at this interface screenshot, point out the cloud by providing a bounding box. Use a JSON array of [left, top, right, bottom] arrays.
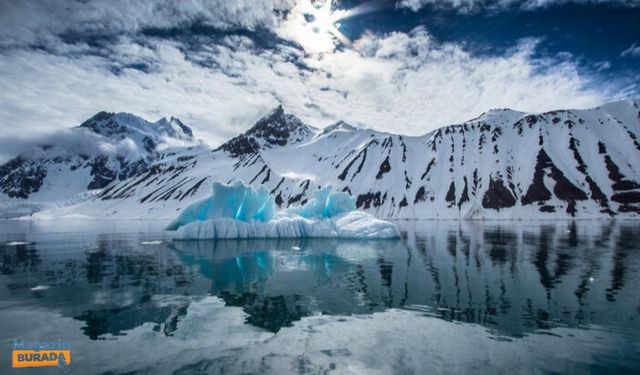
[[0, 0, 295, 48], [0, 0, 633, 163], [0, 127, 143, 163], [0, 43, 273, 159], [296, 28, 615, 133], [0, 109, 203, 162], [621, 43, 640, 58], [396, 0, 640, 12]]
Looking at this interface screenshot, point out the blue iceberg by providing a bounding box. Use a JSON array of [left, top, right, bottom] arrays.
[[166, 180, 399, 239]]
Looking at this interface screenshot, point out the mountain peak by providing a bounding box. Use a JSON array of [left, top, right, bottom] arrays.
[[466, 108, 526, 126], [322, 120, 357, 135], [263, 105, 285, 121], [79, 111, 193, 141], [171, 117, 193, 138], [79, 111, 133, 137], [79, 110, 114, 127], [249, 105, 309, 136], [217, 106, 313, 157], [249, 106, 313, 146], [155, 116, 194, 140]]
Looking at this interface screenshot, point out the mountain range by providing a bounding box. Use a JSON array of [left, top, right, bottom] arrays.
[[1, 99, 639, 220]]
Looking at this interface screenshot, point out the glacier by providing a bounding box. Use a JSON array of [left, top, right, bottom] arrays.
[[165, 180, 400, 239]]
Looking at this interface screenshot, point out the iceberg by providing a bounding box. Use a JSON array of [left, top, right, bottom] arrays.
[[166, 180, 400, 239]]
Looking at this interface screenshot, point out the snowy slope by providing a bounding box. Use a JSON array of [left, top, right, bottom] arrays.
[[5, 99, 640, 220]]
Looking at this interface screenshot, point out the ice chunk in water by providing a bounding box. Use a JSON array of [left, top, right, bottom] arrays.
[[291, 186, 356, 219], [166, 180, 399, 239], [166, 181, 276, 230]]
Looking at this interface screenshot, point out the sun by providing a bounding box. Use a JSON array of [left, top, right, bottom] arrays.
[[308, 0, 338, 35], [281, 0, 349, 54], [280, 0, 384, 54]]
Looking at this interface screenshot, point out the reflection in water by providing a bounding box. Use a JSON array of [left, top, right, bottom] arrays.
[[0, 230, 203, 340], [171, 239, 401, 332], [0, 221, 638, 340]]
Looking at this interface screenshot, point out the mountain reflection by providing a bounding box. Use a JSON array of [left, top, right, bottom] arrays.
[[0, 221, 639, 338]]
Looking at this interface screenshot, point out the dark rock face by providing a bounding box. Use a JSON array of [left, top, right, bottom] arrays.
[[566, 200, 577, 216], [603, 153, 640, 192], [287, 180, 310, 206], [611, 191, 640, 204], [585, 176, 609, 208], [80, 111, 114, 130], [445, 182, 456, 206], [80, 111, 128, 137], [0, 157, 47, 198], [458, 177, 469, 208], [118, 159, 149, 181], [399, 197, 408, 208], [338, 148, 368, 181], [414, 186, 427, 203], [375, 156, 391, 180], [600, 145, 640, 213], [218, 135, 260, 158], [275, 192, 283, 206], [482, 177, 516, 210], [86, 156, 150, 190], [612, 180, 640, 191], [420, 158, 435, 180], [170, 117, 193, 138], [88, 156, 117, 190], [217, 105, 312, 157], [249, 106, 310, 146], [356, 192, 382, 209], [522, 149, 587, 205], [142, 136, 157, 153]]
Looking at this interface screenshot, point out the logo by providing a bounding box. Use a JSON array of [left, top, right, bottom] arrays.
[[12, 340, 71, 369]]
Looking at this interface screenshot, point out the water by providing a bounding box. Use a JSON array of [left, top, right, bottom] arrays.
[[0, 219, 639, 374]]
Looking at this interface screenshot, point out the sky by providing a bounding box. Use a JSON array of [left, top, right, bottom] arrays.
[[0, 0, 638, 161]]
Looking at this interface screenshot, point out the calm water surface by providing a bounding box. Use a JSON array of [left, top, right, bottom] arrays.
[[0, 219, 639, 374]]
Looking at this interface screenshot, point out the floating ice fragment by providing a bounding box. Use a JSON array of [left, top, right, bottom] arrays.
[[6, 241, 29, 246], [166, 180, 399, 240], [30, 285, 50, 291], [141, 240, 163, 245], [292, 246, 301, 251]]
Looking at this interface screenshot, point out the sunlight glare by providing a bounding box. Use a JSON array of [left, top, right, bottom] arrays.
[[279, 0, 387, 54]]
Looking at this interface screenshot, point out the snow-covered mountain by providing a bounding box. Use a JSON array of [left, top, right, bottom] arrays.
[[0, 111, 198, 216], [2, 100, 640, 220]]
